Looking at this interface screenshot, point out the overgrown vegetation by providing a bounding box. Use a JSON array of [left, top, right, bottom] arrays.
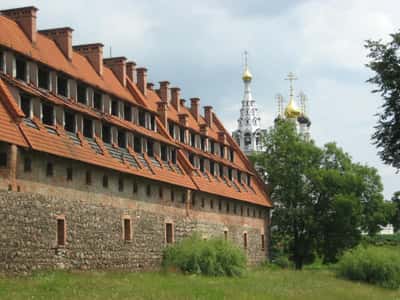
[[337, 246, 400, 289], [162, 234, 246, 276], [362, 233, 400, 247]]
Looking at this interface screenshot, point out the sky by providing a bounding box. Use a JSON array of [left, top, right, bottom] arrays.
[[2, 0, 399, 198]]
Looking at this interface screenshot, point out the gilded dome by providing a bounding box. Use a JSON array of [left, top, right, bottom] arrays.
[[242, 68, 252, 81], [284, 98, 301, 118]]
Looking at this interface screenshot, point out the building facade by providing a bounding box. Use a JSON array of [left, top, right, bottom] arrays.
[[0, 6, 272, 274]]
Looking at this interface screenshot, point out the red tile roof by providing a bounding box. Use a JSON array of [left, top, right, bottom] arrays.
[[0, 11, 272, 208]]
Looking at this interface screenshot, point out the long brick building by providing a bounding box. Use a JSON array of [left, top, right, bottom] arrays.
[[0, 6, 272, 273]]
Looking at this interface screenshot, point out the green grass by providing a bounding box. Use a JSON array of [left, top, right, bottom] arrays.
[[0, 269, 399, 300]]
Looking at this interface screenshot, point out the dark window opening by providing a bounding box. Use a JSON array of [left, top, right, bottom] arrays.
[[226, 202, 230, 213], [228, 168, 233, 181], [133, 181, 138, 194], [233, 204, 237, 214], [46, 162, 53, 177], [166, 223, 173, 244], [224, 230, 228, 241], [171, 190, 175, 202], [20, 95, 31, 117], [247, 175, 251, 187], [0, 51, 4, 72], [57, 75, 68, 97], [210, 141, 215, 154], [201, 198, 205, 208], [261, 234, 265, 251], [201, 137, 206, 151], [57, 218, 65, 246], [85, 171, 92, 185], [138, 110, 146, 127], [210, 161, 215, 176], [243, 233, 248, 249], [191, 193, 196, 206], [168, 122, 174, 138], [210, 199, 214, 209], [220, 144, 225, 158], [150, 115, 155, 131], [147, 140, 154, 157], [247, 207, 250, 217], [77, 83, 87, 104], [219, 164, 224, 178], [199, 158, 204, 172], [83, 118, 93, 138], [146, 184, 151, 196], [230, 149, 234, 162], [238, 171, 242, 183], [190, 132, 195, 147], [134, 136, 141, 153], [161, 144, 167, 161], [241, 206, 244, 216], [102, 125, 111, 144], [42, 102, 54, 125], [24, 157, 31, 172], [66, 167, 73, 181], [189, 153, 194, 166], [0, 152, 7, 167], [179, 127, 185, 143], [16, 57, 27, 81], [218, 200, 222, 211], [253, 208, 256, 217], [102, 175, 108, 188], [93, 91, 102, 110], [38, 66, 50, 90], [124, 103, 132, 121], [118, 130, 126, 148], [111, 100, 119, 116], [159, 186, 163, 199], [171, 149, 177, 164], [259, 209, 262, 218], [181, 192, 186, 203], [124, 219, 131, 241], [64, 111, 75, 132], [118, 177, 124, 192]]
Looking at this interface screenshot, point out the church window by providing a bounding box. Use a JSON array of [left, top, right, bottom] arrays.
[[77, 83, 87, 104], [123, 218, 131, 241], [20, 95, 31, 118], [57, 74, 68, 97], [93, 91, 102, 111], [57, 218, 66, 246], [244, 133, 251, 146], [66, 167, 73, 181], [0, 152, 7, 167], [42, 102, 54, 126], [64, 111, 75, 132], [38, 66, 50, 90], [15, 57, 27, 81], [24, 157, 31, 172], [46, 162, 53, 177]]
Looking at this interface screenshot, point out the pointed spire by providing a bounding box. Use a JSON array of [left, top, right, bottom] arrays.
[[284, 72, 301, 119], [242, 50, 252, 82]]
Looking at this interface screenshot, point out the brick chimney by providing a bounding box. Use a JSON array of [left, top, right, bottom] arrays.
[[126, 61, 136, 82], [103, 57, 127, 87], [39, 27, 73, 60], [1, 6, 38, 43], [147, 82, 154, 91], [179, 113, 189, 127], [200, 124, 208, 136], [73, 43, 104, 76], [204, 106, 213, 127], [157, 101, 168, 128], [136, 67, 147, 96], [190, 98, 200, 121], [170, 87, 181, 112], [159, 81, 170, 102]]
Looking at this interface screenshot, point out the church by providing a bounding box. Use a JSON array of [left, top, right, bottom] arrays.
[[0, 6, 272, 273]]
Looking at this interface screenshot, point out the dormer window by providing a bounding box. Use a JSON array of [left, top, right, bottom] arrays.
[[171, 148, 177, 164], [210, 141, 215, 154], [161, 144, 167, 161], [83, 118, 93, 138], [237, 171, 242, 183], [228, 168, 233, 180], [77, 83, 87, 104], [102, 124, 111, 144], [189, 153, 194, 165], [247, 174, 251, 186], [118, 130, 126, 148], [0, 50, 4, 72], [168, 122, 175, 138], [220, 144, 225, 159], [147, 139, 154, 157], [41, 102, 54, 126], [190, 132, 195, 147], [150, 114, 156, 131], [179, 127, 185, 143], [134, 136, 141, 153], [210, 161, 215, 176], [200, 158, 204, 172], [230, 149, 234, 162], [57, 74, 68, 97], [16, 57, 27, 81], [20, 95, 31, 118], [64, 111, 75, 132], [124, 103, 132, 121], [38, 66, 50, 90], [201, 137, 206, 151], [138, 110, 145, 127], [93, 91, 102, 111], [111, 99, 119, 116], [219, 164, 224, 178]]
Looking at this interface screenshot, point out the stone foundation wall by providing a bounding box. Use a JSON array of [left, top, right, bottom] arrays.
[[0, 190, 268, 274]]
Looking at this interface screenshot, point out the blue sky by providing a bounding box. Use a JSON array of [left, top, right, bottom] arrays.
[[3, 0, 399, 198]]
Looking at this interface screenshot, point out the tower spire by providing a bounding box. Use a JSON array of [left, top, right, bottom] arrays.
[[242, 50, 252, 82]]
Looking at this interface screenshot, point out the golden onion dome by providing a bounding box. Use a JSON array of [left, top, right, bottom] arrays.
[[285, 98, 301, 118], [242, 68, 252, 81]]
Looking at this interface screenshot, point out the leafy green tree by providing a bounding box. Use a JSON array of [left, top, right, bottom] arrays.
[[365, 33, 400, 170], [389, 191, 400, 232]]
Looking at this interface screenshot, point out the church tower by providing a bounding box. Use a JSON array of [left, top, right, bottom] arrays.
[[232, 52, 266, 155]]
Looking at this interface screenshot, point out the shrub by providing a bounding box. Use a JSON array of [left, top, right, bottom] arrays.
[[337, 246, 400, 289], [162, 234, 246, 276], [362, 233, 400, 247], [273, 256, 292, 269]]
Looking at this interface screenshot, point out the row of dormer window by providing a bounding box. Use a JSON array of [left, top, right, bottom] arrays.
[[0, 49, 157, 132], [168, 121, 235, 162], [19, 94, 177, 163]]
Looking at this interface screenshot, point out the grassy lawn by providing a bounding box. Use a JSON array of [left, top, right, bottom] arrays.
[[0, 268, 399, 300]]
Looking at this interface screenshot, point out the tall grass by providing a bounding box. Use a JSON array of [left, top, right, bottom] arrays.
[[162, 234, 246, 276], [337, 246, 400, 289]]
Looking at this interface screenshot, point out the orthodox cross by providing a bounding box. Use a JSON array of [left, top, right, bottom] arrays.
[[285, 72, 297, 99], [276, 94, 284, 116]]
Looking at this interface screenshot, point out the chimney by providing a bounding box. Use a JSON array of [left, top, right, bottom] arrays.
[[218, 131, 226, 144], [200, 124, 208, 136], [157, 101, 168, 128], [103, 57, 127, 87], [159, 81, 170, 102], [170, 87, 181, 112], [204, 106, 213, 127], [147, 82, 154, 91], [179, 113, 189, 127], [190, 98, 200, 121], [136, 67, 147, 96], [126, 61, 136, 82], [39, 27, 73, 60], [73, 43, 104, 76], [1, 6, 38, 43], [180, 99, 186, 107]]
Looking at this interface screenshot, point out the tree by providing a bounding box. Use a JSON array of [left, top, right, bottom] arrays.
[[389, 191, 400, 232], [365, 33, 400, 171]]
